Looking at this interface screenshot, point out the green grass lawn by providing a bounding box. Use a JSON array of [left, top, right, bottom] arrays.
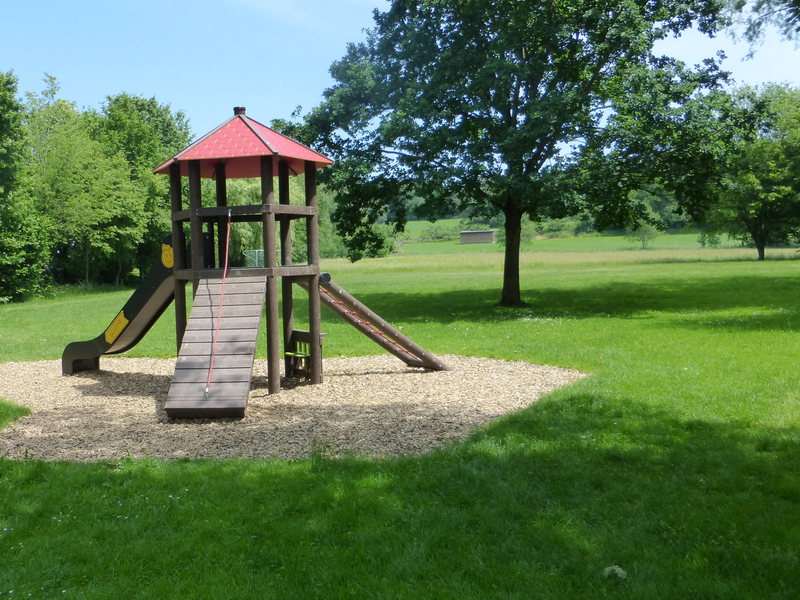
[[1, 242, 799, 599], [394, 218, 464, 240]]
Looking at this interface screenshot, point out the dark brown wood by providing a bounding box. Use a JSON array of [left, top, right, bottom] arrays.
[[216, 160, 228, 268], [188, 160, 203, 297], [177, 341, 258, 356], [172, 367, 252, 383], [181, 328, 258, 343], [173, 205, 315, 221], [262, 156, 280, 394], [305, 161, 319, 266], [305, 162, 323, 383], [206, 220, 216, 268], [323, 277, 448, 370], [170, 162, 187, 352], [192, 292, 266, 307], [278, 159, 295, 376], [187, 304, 263, 319], [195, 278, 266, 294], [176, 353, 255, 370], [313, 287, 426, 369], [300, 277, 448, 371], [161, 398, 247, 419], [172, 265, 320, 280], [171, 209, 191, 222], [185, 316, 262, 331], [165, 275, 266, 419]]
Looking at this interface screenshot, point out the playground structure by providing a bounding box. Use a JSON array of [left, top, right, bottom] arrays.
[[62, 107, 447, 418]]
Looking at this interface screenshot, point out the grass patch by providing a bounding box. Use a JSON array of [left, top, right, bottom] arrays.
[[0, 398, 29, 431], [395, 218, 464, 240], [1, 239, 799, 598], [396, 231, 794, 256]]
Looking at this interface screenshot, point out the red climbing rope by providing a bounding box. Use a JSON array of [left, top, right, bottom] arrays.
[[205, 210, 232, 398], [318, 286, 420, 361]]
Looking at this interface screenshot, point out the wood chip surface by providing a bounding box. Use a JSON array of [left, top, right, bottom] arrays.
[[0, 355, 584, 462]]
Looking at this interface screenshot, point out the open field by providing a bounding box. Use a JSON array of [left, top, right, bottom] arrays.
[[397, 231, 768, 255], [1, 241, 799, 599]]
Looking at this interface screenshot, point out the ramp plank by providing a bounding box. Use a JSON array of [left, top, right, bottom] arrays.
[[176, 354, 255, 370], [181, 329, 258, 344], [166, 276, 265, 419], [192, 293, 266, 307], [178, 341, 259, 356], [185, 316, 262, 331]]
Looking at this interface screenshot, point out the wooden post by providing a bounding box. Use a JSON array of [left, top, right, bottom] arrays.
[[278, 160, 295, 376], [318, 277, 450, 371], [188, 160, 203, 297], [305, 160, 322, 384], [206, 221, 215, 268], [170, 162, 187, 353], [215, 160, 227, 268], [262, 156, 281, 394]]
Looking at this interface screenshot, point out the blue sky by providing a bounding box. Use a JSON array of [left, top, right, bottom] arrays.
[[2, 0, 798, 139]]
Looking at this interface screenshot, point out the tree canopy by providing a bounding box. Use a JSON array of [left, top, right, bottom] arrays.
[[299, 0, 727, 305], [0, 71, 51, 301], [1, 75, 196, 292], [708, 84, 800, 258], [726, 0, 800, 44], [87, 92, 193, 278]]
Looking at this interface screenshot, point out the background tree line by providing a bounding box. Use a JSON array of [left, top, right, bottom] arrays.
[[0, 73, 192, 301], [3, 2, 800, 305], [279, 0, 800, 305], [0, 73, 357, 302]]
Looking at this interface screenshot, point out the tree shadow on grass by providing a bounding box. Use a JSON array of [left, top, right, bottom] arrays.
[[2, 392, 799, 598], [318, 272, 799, 333]]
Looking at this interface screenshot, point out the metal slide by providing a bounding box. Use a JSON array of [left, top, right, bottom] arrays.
[[61, 238, 176, 375]]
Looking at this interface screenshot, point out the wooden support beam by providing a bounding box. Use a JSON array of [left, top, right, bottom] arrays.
[[305, 161, 322, 384], [318, 276, 450, 372], [262, 156, 280, 394], [170, 163, 187, 353], [188, 160, 203, 297], [279, 160, 295, 376], [313, 287, 427, 369], [216, 160, 228, 269]]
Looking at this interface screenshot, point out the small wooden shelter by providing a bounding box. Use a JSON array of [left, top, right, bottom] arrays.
[[153, 107, 332, 417]]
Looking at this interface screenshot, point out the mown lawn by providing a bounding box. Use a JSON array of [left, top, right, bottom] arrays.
[[397, 231, 751, 255], [0, 242, 798, 599]]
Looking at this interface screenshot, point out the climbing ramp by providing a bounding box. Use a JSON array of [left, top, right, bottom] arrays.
[[164, 276, 266, 419], [301, 274, 449, 372]]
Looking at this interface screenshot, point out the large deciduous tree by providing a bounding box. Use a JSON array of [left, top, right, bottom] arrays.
[[300, 0, 725, 305], [0, 70, 51, 301], [0, 70, 24, 198], [25, 76, 144, 285], [726, 0, 800, 43], [709, 85, 800, 259], [88, 93, 192, 278]]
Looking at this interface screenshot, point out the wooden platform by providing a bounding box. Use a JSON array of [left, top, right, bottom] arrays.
[[165, 276, 265, 418]]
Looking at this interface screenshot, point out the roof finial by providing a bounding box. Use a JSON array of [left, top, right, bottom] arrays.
[[234, 106, 246, 116]]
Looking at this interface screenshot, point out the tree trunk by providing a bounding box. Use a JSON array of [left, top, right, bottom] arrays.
[[84, 245, 90, 286], [499, 204, 524, 306], [752, 229, 767, 261]]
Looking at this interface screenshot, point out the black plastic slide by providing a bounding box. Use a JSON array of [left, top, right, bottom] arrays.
[[62, 237, 176, 375]]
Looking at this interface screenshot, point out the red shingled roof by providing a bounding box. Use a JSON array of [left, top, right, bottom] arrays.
[[153, 108, 333, 179]]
